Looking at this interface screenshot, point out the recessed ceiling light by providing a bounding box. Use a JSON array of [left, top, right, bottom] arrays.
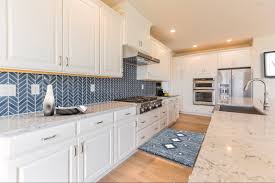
[[193, 45, 198, 48], [170, 29, 176, 33], [227, 39, 232, 43]]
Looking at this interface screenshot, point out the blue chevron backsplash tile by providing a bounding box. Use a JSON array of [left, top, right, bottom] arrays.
[[0, 63, 156, 117]]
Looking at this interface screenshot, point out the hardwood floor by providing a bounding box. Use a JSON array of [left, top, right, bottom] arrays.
[[99, 114, 211, 183]]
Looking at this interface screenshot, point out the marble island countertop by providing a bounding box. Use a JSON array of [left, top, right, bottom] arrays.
[[0, 101, 136, 138], [189, 98, 275, 182]]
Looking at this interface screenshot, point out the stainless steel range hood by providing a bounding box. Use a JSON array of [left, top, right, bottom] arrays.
[[123, 45, 160, 65]]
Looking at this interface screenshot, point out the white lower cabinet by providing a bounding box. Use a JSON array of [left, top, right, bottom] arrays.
[[78, 124, 113, 182], [2, 106, 177, 182], [168, 102, 176, 126], [114, 117, 136, 163], [137, 121, 159, 147], [167, 97, 180, 126], [159, 117, 167, 130], [13, 139, 77, 183]]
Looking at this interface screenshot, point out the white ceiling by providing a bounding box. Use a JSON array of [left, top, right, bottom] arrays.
[[103, 0, 275, 52]]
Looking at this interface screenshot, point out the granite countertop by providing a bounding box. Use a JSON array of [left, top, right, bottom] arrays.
[[0, 101, 136, 138], [189, 98, 275, 182]]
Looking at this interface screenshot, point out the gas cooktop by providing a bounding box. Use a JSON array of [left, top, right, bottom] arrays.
[[116, 96, 162, 114], [117, 96, 158, 103]]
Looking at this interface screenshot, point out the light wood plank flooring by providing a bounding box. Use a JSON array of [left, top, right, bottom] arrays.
[[99, 114, 211, 183]]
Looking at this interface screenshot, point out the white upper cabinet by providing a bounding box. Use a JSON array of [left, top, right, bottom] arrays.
[[137, 38, 171, 81], [189, 53, 218, 78], [100, 5, 123, 77], [0, 0, 6, 63], [218, 48, 251, 69], [114, 1, 152, 54], [63, 0, 100, 75], [0, 0, 63, 72], [0, 0, 123, 77]]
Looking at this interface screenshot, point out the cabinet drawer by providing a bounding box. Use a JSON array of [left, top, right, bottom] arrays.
[[137, 114, 150, 131], [159, 107, 168, 118], [150, 121, 160, 135], [136, 127, 150, 147], [10, 122, 75, 158], [151, 109, 160, 122], [78, 113, 114, 135], [136, 121, 160, 147], [114, 107, 136, 121], [159, 117, 167, 129], [137, 109, 159, 131]]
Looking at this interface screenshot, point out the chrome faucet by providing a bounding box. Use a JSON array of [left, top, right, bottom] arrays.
[[244, 78, 270, 110]]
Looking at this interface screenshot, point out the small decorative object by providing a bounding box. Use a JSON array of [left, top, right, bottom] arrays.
[[43, 85, 55, 116], [264, 51, 275, 78], [56, 105, 87, 115], [171, 138, 181, 142], [164, 143, 176, 149], [176, 133, 186, 137]]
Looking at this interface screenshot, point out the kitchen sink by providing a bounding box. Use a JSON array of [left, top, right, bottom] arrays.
[[218, 105, 265, 115]]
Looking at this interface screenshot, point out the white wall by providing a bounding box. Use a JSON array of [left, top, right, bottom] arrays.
[[251, 34, 275, 101]]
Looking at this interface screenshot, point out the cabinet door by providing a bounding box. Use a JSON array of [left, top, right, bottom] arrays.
[[171, 59, 185, 95], [139, 19, 151, 53], [63, 0, 100, 75], [218, 48, 251, 69], [124, 3, 151, 53], [16, 141, 77, 183], [218, 51, 232, 69], [231, 49, 251, 68], [79, 126, 113, 182], [0, 0, 62, 71], [160, 49, 171, 81], [100, 6, 123, 77], [168, 103, 174, 126], [115, 118, 136, 163], [124, 4, 140, 49], [147, 40, 162, 80], [0, 0, 6, 63]]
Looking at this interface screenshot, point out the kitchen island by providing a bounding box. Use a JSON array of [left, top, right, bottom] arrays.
[[189, 98, 275, 182]]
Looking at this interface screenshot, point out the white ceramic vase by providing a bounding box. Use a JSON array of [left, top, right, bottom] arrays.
[[43, 85, 55, 116]]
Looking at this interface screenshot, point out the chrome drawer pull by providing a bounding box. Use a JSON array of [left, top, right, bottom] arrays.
[[140, 121, 146, 124], [125, 113, 131, 115], [96, 121, 104, 125], [66, 57, 69, 66], [41, 135, 57, 141], [162, 112, 166, 114], [58, 56, 62, 66], [74, 145, 78, 157], [81, 142, 85, 153]]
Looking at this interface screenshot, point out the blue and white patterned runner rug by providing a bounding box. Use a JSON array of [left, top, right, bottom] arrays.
[[139, 128, 205, 167]]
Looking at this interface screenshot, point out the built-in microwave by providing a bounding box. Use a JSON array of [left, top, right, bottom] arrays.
[[193, 89, 215, 106], [193, 78, 215, 90]]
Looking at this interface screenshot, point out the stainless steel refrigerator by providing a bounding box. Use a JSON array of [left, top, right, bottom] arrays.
[[217, 68, 252, 102]]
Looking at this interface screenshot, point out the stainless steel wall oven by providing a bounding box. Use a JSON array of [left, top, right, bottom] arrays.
[[193, 78, 215, 106]]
